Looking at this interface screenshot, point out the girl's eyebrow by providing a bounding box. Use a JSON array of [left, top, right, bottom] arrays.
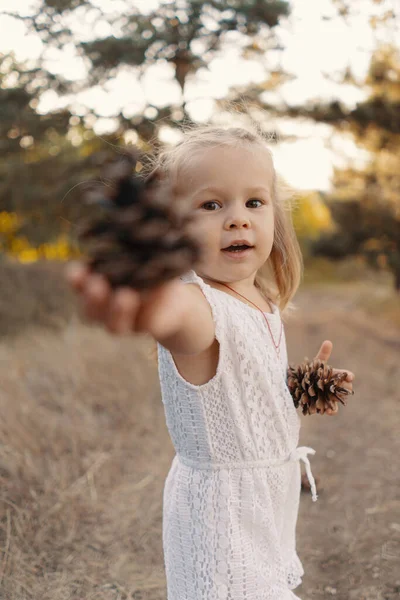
[[193, 186, 271, 198]]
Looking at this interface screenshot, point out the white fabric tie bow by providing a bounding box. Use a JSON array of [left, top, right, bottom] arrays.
[[289, 446, 318, 502]]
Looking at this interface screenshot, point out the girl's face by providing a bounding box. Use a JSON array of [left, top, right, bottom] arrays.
[[182, 143, 275, 288]]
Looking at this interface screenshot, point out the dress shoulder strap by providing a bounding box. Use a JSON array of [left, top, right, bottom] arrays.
[[179, 269, 224, 342], [179, 269, 200, 285], [180, 269, 216, 300]]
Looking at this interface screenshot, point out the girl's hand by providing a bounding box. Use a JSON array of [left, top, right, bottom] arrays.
[[314, 340, 355, 416], [65, 261, 186, 339]]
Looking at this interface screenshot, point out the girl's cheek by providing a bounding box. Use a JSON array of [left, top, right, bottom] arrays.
[[186, 221, 201, 244], [187, 214, 206, 237]]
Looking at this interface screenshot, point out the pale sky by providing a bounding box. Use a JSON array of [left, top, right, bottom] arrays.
[[1, 0, 391, 190]]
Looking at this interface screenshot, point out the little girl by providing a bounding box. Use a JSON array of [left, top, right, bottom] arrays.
[[66, 125, 354, 600]]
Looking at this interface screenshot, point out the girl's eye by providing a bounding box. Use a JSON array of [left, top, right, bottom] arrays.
[[201, 199, 264, 211], [247, 198, 263, 208], [201, 201, 220, 211]]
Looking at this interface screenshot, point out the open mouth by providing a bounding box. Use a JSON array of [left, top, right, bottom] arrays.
[[221, 244, 253, 253], [221, 244, 254, 259]]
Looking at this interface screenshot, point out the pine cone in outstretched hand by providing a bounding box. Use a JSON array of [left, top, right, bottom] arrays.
[[76, 148, 202, 290], [287, 358, 354, 416]]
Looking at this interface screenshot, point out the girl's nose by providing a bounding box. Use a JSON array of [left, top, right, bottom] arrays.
[[226, 217, 251, 228], [225, 211, 251, 229]]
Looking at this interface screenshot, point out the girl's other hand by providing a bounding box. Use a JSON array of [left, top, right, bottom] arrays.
[[65, 261, 185, 338], [314, 340, 355, 416]]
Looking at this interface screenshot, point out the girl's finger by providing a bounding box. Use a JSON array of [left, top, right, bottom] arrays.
[[83, 274, 112, 321], [106, 288, 140, 334], [65, 261, 89, 292], [332, 368, 354, 382], [315, 340, 333, 363], [342, 370, 354, 382]]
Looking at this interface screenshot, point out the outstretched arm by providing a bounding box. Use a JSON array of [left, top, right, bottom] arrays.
[[65, 263, 215, 356]]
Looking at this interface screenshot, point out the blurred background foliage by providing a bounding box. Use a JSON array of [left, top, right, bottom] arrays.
[[0, 0, 399, 291]]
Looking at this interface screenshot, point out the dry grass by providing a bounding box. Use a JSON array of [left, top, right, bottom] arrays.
[[0, 260, 77, 338], [0, 258, 399, 599], [0, 323, 172, 600], [0, 260, 174, 599]]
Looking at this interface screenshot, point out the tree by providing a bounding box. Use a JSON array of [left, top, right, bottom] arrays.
[[0, 51, 76, 242], [225, 40, 400, 291], [0, 0, 292, 245], [291, 45, 400, 291], [2, 0, 289, 120]]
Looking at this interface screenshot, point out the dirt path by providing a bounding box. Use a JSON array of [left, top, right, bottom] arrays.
[[287, 286, 400, 600]]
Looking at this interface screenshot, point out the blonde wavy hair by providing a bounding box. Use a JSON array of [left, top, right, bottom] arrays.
[[143, 122, 304, 363]]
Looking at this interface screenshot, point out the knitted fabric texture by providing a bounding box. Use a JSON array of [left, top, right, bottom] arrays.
[[157, 269, 315, 600]]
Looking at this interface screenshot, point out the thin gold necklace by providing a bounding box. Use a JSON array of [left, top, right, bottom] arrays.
[[213, 280, 283, 357]]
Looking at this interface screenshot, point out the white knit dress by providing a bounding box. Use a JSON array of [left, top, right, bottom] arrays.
[[157, 269, 318, 600]]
